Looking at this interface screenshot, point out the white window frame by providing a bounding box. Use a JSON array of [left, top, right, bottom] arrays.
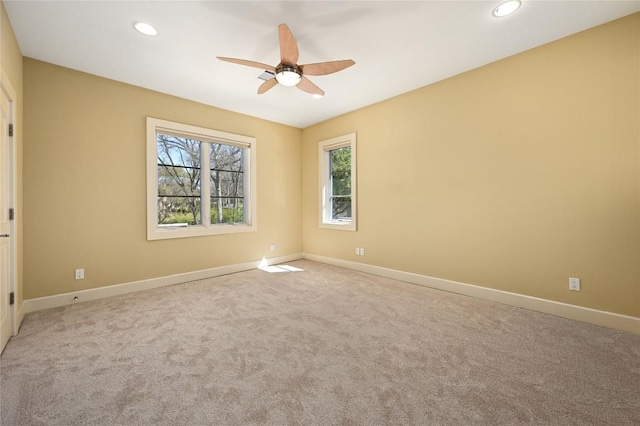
[[146, 117, 256, 240], [319, 133, 357, 231]]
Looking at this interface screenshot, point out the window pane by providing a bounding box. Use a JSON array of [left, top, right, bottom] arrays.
[[210, 143, 245, 224], [157, 135, 201, 168], [157, 196, 202, 226], [331, 196, 351, 220], [330, 146, 351, 196], [211, 198, 244, 224], [210, 143, 243, 172], [211, 171, 244, 198], [156, 134, 202, 227], [158, 165, 201, 198]]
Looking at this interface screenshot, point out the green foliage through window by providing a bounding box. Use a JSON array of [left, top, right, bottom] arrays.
[[330, 146, 351, 220]]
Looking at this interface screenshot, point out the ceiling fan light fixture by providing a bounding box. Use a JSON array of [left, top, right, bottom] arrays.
[[275, 64, 302, 86], [218, 24, 354, 96], [492, 0, 521, 17], [134, 21, 158, 36]]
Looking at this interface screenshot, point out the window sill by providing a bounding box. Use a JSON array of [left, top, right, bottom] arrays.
[[147, 223, 256, 241], [319, 220, 356, 232]]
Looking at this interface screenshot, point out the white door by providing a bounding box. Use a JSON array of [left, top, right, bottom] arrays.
[[0, 84, 13, 354]]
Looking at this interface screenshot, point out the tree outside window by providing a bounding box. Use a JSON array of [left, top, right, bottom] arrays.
[[157, 135, 246, 226]]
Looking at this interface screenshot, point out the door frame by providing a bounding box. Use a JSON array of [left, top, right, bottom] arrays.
[[1, 69, 18, 339]]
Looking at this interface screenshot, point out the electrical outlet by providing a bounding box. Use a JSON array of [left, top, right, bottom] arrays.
[[360, 247, 365, 256], [270, 244, 276, 252], [569, 277, 580, 291], [355, 247, 360, 255], [75, 268, 85, 280]]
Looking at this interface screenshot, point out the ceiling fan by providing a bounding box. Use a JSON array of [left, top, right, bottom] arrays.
[[217, 23, 355, 97]]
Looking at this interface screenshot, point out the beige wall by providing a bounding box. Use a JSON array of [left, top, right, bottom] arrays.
[[302, 14, 640, 318], [1, 1, 23, 307], [13, 10, 640, 321], [23, 59, 302, 299]]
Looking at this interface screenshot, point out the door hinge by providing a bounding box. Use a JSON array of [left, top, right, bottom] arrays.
[[9, 292, 14, 305], [9, 208, 14, 221], [8, 124, 13, 137]]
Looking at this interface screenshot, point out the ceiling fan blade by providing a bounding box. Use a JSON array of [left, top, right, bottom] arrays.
[[278, 23, 299, 65], [296, 77, 325, 97], [258, 78, 278, 95], [217, 57, 275, 72], [301, 59, 355, 76]]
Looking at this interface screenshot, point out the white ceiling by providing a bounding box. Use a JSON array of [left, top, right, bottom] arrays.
[[4, 1, 639, 129]]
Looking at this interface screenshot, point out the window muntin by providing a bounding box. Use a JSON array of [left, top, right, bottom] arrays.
[[319, 133, 356, 231], [147, 118, 256, 240]]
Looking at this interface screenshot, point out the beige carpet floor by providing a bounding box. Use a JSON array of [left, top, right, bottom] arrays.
[[1, 260, 639, 425]]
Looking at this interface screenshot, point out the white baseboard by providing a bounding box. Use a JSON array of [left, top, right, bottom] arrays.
[[22, 252, 639, 334], [302, 253, 640, 334], [23, 253, 303, 314]]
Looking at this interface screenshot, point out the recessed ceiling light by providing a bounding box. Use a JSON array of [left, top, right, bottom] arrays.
[[492, 0, 521, 17], [312, 94, 324, 99], [134, 21, 158, 36]]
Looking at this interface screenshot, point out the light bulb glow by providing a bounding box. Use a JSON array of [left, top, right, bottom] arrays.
[[492, 0, 521, 17], [134, 22, 158, 36], [312, 94, 323, 99], [275, 64, 302, 87], [275, 71, 301, 86]]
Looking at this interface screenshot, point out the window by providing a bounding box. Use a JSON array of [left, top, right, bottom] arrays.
[[319, 133, 356, 231], [147, 118, 256, 240]]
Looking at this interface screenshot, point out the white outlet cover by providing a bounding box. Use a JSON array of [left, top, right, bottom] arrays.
[[569, 277, 580, 291]]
